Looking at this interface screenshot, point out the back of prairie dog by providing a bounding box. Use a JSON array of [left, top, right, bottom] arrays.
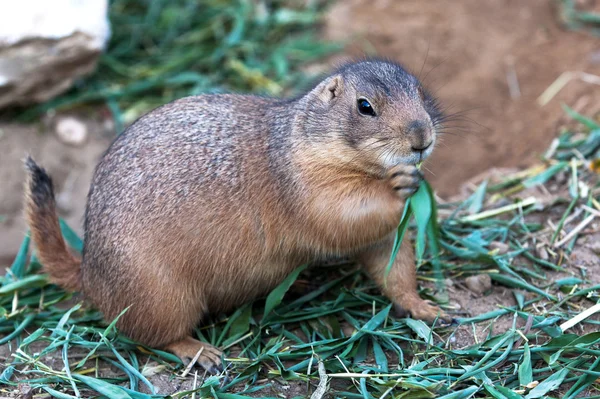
[[25, 60, 448, 373]]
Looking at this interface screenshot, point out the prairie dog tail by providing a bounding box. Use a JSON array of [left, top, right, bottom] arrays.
[[23, 157, 82, 291]]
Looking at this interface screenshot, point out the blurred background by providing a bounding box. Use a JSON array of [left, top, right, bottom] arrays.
[[1, 0, 600, 264]]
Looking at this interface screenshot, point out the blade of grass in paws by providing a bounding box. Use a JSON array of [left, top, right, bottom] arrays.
[[423, 180, 445, 293], [384, 198, 413, 283], [410, 182, 432, 261]]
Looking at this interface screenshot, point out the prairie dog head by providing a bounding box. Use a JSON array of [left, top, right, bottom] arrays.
[[301, 60, 443, 169]]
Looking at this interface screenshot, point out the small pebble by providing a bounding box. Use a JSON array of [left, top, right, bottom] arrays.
[[465, 274, 492, 295], [55, 191, 73, 214], [55, 117, 88, 146], [18, 384, 33, 399], [554, 171, 568, 185], [536, 246, 549, 261], [103, 117, 115, 134], [489, 241, 509, 254], [587, 240, 600, 255]]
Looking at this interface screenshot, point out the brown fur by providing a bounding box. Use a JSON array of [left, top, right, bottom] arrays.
[[23, 60, 448, 372], [24, 158, 81, 292]]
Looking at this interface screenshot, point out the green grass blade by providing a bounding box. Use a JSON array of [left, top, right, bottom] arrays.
[[524, 368, 569, 399], [262, 264, 307, 322], [0, 314, 35, 345], [411, 182, 433, 261], [59, 218, 83, 253], [385, 198, 413, 283], [518, 342, 533, 386], [467, 180, 487, 214], [75, 374, 134, 399], [404, 319, 433, 346], [522, 162, 568, 187], [562, 103, 600, 129], [9, 234, 30, 280]]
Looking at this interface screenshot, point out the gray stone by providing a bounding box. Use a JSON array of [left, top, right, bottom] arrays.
[[0, 0, 110, 108], [55, 116, 88, 146], [465, 274, 492, 295]]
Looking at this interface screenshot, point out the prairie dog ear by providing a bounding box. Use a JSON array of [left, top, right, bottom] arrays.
[[316, 75, 344, 102]]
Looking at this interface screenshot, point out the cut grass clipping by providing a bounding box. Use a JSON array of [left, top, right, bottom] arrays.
[[3, 106, 600, 397], [560, 0, 600, 35]]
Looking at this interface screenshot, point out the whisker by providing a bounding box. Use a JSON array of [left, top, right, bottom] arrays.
[[421, 163, 436, 177], [417, 40, 431, 82], [421, 56, 448, 88]]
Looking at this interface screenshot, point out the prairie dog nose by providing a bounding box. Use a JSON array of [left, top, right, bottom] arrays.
[[407, 120, 433, 150]]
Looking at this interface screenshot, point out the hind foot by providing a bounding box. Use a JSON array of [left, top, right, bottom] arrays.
[[394, 296, 452, 325], [165, 336, 223, 374]]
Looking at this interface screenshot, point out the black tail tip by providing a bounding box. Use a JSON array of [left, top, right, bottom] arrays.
[[25, 155, 40, 173], [24, 156, 55, 207]]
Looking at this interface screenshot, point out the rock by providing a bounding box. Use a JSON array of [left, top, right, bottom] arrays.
[[489, 241, 509, 255], [0, 0, 110, 109], [55, 117, 88, 146], [18, 384, 33, 399], [536, 246, 549, 261], [587, 239, 600, 255], [465, 274, 492, 295], [554, 170, 568, 185], [55, 191, 73, 214]]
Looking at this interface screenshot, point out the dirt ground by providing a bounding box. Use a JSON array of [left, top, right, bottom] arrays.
[[0, 120, 112, 264]]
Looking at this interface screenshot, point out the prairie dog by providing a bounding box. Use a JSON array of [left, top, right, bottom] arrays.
[[25, 60, 448, 373]]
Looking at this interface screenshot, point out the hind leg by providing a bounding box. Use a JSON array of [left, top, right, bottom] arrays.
[[116, 298, 224, 373], [95, 266, 223, 373]]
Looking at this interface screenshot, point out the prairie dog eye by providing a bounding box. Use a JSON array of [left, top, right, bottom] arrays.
[[357, 97, 376, 116]]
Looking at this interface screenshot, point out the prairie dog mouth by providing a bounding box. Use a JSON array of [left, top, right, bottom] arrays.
[[378, 153, 417, 168], [378, 146, 433, 168]]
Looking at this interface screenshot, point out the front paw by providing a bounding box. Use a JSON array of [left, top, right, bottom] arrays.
[[386, 164, 421, 200]]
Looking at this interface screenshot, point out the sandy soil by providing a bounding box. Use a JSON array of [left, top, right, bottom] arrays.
[[0, 119, 112, 263]]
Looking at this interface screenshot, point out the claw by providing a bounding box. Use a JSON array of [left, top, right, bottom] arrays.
[[165, 336, 224, 374], [394, 303, 409, 318]]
